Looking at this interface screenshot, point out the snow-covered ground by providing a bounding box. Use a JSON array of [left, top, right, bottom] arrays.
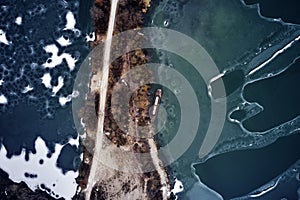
[[0, 136, 80, 199], [170, 178, 184, 200]]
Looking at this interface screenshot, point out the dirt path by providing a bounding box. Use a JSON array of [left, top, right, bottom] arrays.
[[148, 138, 170, 200], [84, 1, 171, 199], [85, 0, 119, 199]]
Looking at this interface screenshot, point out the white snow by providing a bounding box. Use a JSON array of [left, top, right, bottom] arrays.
[[85, 32, 95, 42], [0, 137, 79, 200], [41, 73, 52, 88], [59, 96, 70, 106], [64, 11, 81, 36], [0, 79, 4, 86], [22, 85, 34, 93], [15, 16, 22, 25], [170, 178, 184, 200], [43, 44, 61, 68], [0, 29, 11, 45], [41, 74, 66, 96], [52, 76, 64, 96], [56, 36, 72, 46], [63, 53, 77, 71], [58, 91, 79, 106], [0, 94, 8, 104], [42, 44, 78, 71], [64, 11, 76, 31], [63, 11, 81, 37], [68, 136, 80, 148]]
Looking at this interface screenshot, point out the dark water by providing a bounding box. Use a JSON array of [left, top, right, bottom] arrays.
[[57, 143, 82, 173], [0, 101, 78, 157], [243, 57, 300, 132], [230, 109, 246, 122], [195, 131, 300, 199], [210, 70, 245, 99], [0, 0, 92, 172], [244, 0, 300, 24], [77, 0, 94, 33], [185, 0, 300, 199]]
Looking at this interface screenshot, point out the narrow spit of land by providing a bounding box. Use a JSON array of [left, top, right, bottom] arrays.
[[84, 0, 119, 199], [77, 0, 171, 200]]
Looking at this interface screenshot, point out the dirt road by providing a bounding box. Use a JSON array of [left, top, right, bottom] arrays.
[[84, 0, 119, 199]]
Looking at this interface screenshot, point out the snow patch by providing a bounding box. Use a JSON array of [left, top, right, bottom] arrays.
[[63, 53, 77, 71], [0, 29, 11, 45], [41, 73, 52, 88], [58, 91, 79, 106], [64, 11, 76, 30], [42, 44, 78, 71], [0, 79, 4, 86], [170, 178, 184, 200], [68, 136, 79, 148], [0, 94, 8, 104], [22, 85, 34, 93], [52, 76, 64, 96], [59, 96, 70, 106], [0, 137, 79, 200], [64, 11, 80, 36], [41, 74, 66, 96], [15, 16, 22, 25], [85, 32, 95, 42], [56, 36, 72, 46]]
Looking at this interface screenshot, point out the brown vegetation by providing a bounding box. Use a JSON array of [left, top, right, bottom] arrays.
[[90, 0, 111, 44], [76, 1, 168, 199]]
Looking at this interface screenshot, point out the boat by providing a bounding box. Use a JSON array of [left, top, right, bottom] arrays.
[[150, 89, 162, 121]]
